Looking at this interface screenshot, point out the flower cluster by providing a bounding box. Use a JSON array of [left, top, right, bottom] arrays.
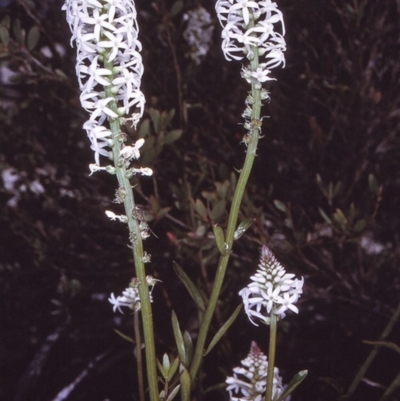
[[239, 246, 303, 325], [215, 0, 286, 81], [109, 276, 160, 313], [63, 0, 145, 165], [183, 6, 214, 65], [226, 341, 287, 401]]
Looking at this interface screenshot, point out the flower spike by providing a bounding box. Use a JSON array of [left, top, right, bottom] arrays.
[[239, 246, 304, 325]]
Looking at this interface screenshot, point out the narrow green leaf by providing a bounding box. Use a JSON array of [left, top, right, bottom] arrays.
[[170, 1, 183, 18], [167, 356, 180, 381], [275, 370, 308, 401], [149, 108, 160, 132], [204, 304, 242, 356], [183, 331, 193, 366], [13, 19, 25, 46], [55, 69, 67, 79], [165, 385, 181, 401], [212, 224, 227, 256], [173, 262, 205, 312], [368, 173, 379, 194], [114, 329, 135, 343], [0, 26, 9, 46], [166, 109, 176, 126], [363, 340, 400, 354], [195, 198, 207, 219], [318, 207, 332, 224], [333, 208, 347, 228], [138, 118, 150, 138], [353, 219, 366, 233], [157, 356, 168, 379], [273, 199, 287, 213], [163, 129, 183, 145], [171, 311, 187, 368], [27, 25, 39, 51]]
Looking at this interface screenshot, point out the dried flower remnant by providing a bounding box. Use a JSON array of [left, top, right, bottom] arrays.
[[226, 341, 287, 401], [239, 246, 303, 325]]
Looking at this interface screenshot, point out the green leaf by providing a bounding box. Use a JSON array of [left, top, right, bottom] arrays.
[[333, 208, 347, 229], [368, 173, 379, 195], [363, 340, 400, 354], [210, 199, 226, 221], [27, 25, 39, 51], [165, 385, 181, 401], [212, 224, 227, 256], [54, 69, 67, 79], [167, 356, 180, 381], [113, 329, 135, 343], [173, 262, 205, 312], [275, 370, 308, 401], [273, 199, 287, 213], [163, 129, 182, 145], [170, 1, 183, 18], [157, 355, 168, 379], [149, 108, 160, 132], [234, 218, 254, 240], [204, 304, 242, 356], [13, 19, 25, 46], [172, 311, 187, 367], [318, 207, 332, 224], [138, 118, 150, 138], [0, 26, 9, 46], [353, 219, 366, 233], [183, 331, 193, 366], [195, 198, 208, 220]]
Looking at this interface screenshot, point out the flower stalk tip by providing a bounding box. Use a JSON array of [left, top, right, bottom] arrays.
[[226, 341, 287, 401], [240, 246, 304, 325]]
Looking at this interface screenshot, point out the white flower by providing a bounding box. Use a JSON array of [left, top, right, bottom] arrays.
[[109, 287, 140, 313], [240, 246, 303, 325], [63, 0, 146, 164], [109, 278, 156, 314], [215, 0, 286, 81], [226, 342, 288, 401], [105, 210, 128, 223]]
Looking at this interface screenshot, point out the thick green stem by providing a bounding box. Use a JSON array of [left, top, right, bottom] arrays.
[[189, 25, 262, 381], [266, 312, 277, 401], [104, 61, 158, 401]]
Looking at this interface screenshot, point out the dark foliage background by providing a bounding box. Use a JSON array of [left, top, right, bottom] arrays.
[[1, 1, 400, 401]]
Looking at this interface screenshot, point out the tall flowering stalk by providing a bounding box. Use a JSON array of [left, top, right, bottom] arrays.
[[62, 1, 158, 401], [189, 0, 287, 382], [240, 246, 304, 401]]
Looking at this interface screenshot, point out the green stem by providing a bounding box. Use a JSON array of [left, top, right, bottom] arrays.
[[266, 312, 277, 401], [134, 311, 146, 401], [104, 61, 158, 401], [189, 23, 262, 381]]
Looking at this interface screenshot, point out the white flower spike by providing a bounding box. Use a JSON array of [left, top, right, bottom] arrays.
[[226, 341, 288, 401], [63, 0, 146, 164], [239, 246, 303, 325], [215, 0, 286, 82]]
